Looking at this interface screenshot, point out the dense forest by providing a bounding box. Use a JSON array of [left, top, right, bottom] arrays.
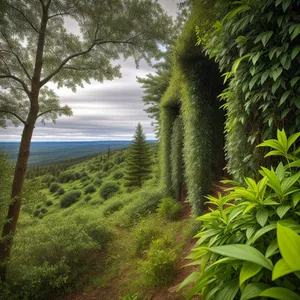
[[1, 0, 300, 299]]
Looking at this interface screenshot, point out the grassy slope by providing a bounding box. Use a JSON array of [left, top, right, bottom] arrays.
[[4, 148, 197, 300]]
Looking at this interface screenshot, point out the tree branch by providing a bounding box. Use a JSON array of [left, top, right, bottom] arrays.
[[0, 110, 27, 125], [3, 1, 39, 33], [0, 75, 31, 97], [37, 108, 69, 118], [0, 49, 32, 81], [40, 37, 139, 87]]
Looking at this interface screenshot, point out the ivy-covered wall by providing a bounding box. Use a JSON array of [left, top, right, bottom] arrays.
[[159, 1, 224, 214], [201, 0, 300, 180]]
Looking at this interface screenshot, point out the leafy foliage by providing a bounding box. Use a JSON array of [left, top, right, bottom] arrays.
[[125, 123, 152, 188], [157, 198, 181, 220], [60, 190, 81, 208], [181, 130, 300, 299], [99, 182, 119, 200], [197, 0, 300, 180]]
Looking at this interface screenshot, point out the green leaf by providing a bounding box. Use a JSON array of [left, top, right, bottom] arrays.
[[292, 191, 300, 208], [239, 261, 262, 286], [276, 205, 291, 219], [279, 90, 291, 106], [265, 239, 279, 258], [291, 24, 300, 40], [261, 31, 273, 47], [291, 45, 300, 60], [250, 223, 276, 244], [272, 258, 294, 280], [261, 70, 270, 84], [216, 279, 239, 300], [271, 67, 283, 81], [291, 76, 300, 87], [251, 52, 262, 65], [256, 208, 268, 227], [282, 172, 300, 194], [260, 287, 300, 300], [287, 132, 300, 150], [241, 283, 270, 300], [282, 0, 292, 12], [209, 244, 273, 270], [178, 272, 201, 290], [277, 223, 300, 270], [232, 54, 251, 73]]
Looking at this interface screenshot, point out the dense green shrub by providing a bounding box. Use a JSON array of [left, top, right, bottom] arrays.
[[45, 200, 53, 206], [103, 200, 124, 217], [157, 198, 181, 220], [113, 171, 124, 180], [99, 182, 120, 200], [85, 223, 114, 250], [2, 214, 102, 299], [80, 175, 90, 183], [89, 198, 105, 206], [84, 184, 96, 194], [84, 195, 92, 202], [103, 162, 113, 172], [120, 188, 165, 226], [33, 209, 40, 217], [40, 208, 48, 214], [58, 171, 76, 183], [49, 182, 60, 193], [60, 190, 81, 208], [134, 221, 161, 255], [57, 187, 65, 195], [94, 178, 103, 186], [181, 130, 300, 299], [141, 238, 175, 286]]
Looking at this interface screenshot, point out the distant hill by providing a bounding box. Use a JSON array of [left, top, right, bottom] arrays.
[[0, 141, 135, 166]]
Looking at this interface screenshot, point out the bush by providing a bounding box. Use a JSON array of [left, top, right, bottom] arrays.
[[33, 209, 40, 217], [85, 223, 114, 250], [49, 182, 60, 193], [45, 200, 53, 206], [60, 190, 81, 208], [57, 187, 65, 195], [113, 171, 124, 180], [134, 222, 161, 255], [141, 238, 175, 286], [183, 130, 300, 299], [84, 184, 96, 194], [120, 188, 165, 226], [3, 214, 102, 299], [80, 175, 90, 183], [99, 182, 120, 200], [103, 200, 124, 217], [103, 162, 112, 171], [40, 208, 48, 214], [58, 171, 76, 183], [84, 195, 92, 202], [94, 178, 103, 186], [157, 198, 181, 220]]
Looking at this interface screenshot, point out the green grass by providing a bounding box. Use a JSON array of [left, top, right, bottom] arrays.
[[2, 148, 193, 300]]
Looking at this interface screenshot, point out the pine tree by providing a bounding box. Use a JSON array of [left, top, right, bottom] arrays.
[[125, 123, 152, 188]]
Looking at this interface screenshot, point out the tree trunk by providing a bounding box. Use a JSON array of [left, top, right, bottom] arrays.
[[0, 108, 37, 281]]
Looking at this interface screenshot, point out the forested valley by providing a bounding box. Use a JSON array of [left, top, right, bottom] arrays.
[[1, 0, 300, 299]]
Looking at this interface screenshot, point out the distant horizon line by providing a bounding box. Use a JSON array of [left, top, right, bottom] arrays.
[[0, 139, 158, 143]]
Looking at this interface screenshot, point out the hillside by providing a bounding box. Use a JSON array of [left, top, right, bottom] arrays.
[[0, 146, 201, 299]]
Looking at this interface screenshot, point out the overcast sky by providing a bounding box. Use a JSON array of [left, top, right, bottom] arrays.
[[0, 0, 182, 142]]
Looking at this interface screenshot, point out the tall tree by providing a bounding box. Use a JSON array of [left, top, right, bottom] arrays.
[[125, 123, 152, 188], [0, 0, 172, 280]]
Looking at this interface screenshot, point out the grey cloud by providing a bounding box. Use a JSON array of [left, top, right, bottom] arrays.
[[1, 1, 179, 142]]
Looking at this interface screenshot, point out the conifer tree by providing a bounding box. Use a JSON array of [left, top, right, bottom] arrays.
[[125, 123, 152, 188]]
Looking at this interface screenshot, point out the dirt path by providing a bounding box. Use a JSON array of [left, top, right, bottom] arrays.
[[67, 182, 230, 300]]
